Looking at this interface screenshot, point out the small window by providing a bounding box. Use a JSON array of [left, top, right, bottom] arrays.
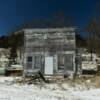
[[27, 56, 32, 62]]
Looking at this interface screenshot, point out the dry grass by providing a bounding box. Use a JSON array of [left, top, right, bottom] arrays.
[[95, 76, 100, 88]]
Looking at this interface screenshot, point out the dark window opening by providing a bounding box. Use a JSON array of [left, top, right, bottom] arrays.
[[27, 56, 32, 62], [27, 56, 33, 69]]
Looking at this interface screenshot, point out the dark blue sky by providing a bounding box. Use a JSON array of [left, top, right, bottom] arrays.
[[0, 0, 99, 35]]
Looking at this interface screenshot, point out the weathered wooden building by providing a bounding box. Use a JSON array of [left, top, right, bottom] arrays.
[[21, 27, 81, 76]]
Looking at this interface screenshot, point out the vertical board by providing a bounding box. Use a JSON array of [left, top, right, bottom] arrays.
[[45, 57, 53, 75]]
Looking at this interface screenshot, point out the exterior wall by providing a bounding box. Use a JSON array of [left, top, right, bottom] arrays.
[[16, 49, 23, 65], [0, 48, 10, 68], [23, 28, 77, 76], [82, 53, 97, 71]]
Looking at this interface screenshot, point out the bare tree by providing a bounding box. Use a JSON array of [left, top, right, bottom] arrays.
[[86, 18, 100, 58]]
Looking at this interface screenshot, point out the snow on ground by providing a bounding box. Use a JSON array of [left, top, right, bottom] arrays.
[[0, 77, 99, 100]]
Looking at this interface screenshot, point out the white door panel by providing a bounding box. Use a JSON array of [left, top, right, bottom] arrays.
[[45, 57, 53, 75]]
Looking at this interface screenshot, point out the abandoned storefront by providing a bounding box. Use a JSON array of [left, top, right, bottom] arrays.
[[23, 28, 80, 76]]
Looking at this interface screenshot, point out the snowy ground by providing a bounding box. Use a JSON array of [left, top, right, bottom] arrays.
[[0, 77, 99, 100]]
